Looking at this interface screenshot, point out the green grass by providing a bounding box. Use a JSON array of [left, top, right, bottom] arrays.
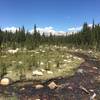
[[0, 95, 18, 100], [0, 45, 84, 81]]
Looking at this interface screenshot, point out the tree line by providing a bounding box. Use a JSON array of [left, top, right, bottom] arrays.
[[66, 21, 100, 50], [0, 21, 100, 50]]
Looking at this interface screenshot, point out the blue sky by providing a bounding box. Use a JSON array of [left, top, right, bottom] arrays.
[[0, 0, 100, 32]]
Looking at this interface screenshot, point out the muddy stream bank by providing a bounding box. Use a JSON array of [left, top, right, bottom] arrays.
[[0, 52, 100, 100]]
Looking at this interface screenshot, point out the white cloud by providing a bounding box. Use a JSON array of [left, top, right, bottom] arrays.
[[88, 24, 92, 27], [68, 26, 82, 32], [30, 26, 66, 36], [37, 27, 56, 35], [2, 24, 93, 36], [2, 27, 18, 33], [2, 26, 66, 36], [68, 24, 93, 32]]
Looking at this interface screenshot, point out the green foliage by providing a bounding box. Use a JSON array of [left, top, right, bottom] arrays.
[[65, 21, 100, 50], [0, 22, 100, 50], [0, 62, 7, 78]]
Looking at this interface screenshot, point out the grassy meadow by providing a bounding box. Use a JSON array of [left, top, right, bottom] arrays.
[[0, 45, 84, 82]]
